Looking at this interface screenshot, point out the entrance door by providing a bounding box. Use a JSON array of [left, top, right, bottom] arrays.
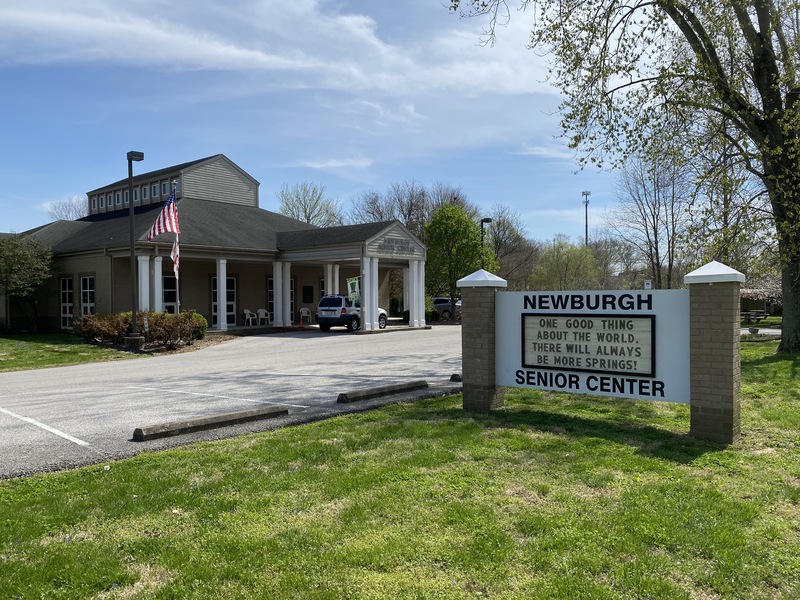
[[211, 276, 237, 327]]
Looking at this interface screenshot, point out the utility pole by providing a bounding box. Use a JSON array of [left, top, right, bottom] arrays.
[[582, 190, 591, 246]]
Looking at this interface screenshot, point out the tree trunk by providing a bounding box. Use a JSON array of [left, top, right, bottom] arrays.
[[779, 243, 800, 353]]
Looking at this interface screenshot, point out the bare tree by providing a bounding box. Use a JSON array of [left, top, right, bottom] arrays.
[[607, 156, 691, 289], [385, 180, 430, 239], [588, 230, 635, 290], [487, 203, 540, 290], [277, 182, 344, 227], [349, 190, 395, 224], [47, 195, 88, 221]]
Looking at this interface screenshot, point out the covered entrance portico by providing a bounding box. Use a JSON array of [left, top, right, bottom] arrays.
[[274, 221, 427, 331], [131, 220, 427, 332]]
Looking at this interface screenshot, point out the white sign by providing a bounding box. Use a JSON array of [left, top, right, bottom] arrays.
[[496, 290, 690, 403]]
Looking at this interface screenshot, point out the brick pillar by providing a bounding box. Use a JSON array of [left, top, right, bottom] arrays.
[[458, 270, 507, 411], [684, 262, 744, 444]]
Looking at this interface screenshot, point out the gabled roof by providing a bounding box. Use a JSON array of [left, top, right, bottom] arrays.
[[87, 154, 258, 194], [277, 221, 395, 249]]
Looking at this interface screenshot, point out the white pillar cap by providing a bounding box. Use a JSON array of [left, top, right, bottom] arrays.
[[684, 261, 745, 285], [457, 269, 508, 288]]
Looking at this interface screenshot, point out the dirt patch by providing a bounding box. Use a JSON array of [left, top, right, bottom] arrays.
[[142, 334, 237, 354]]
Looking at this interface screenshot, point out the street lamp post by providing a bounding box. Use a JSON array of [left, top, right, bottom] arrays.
[[480, 217, 493, 268], [582, 190, 591, 246], [125, 151, 144, 348]]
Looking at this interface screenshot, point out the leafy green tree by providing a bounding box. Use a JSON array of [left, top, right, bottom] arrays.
[[530, 236, 599, 291], [277, 181, 344, 227], [0, 235, 53, 330], [425, 205, 498, 305], [449, 0, 800, 350]]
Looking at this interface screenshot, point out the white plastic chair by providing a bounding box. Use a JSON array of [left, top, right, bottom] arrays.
[[299, 307, 312, 325], [243, 309, 257, 326], [257, 308, 269, 325]]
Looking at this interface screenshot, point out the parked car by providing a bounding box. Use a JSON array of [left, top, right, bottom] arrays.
[[315, 295, 388, 332], [432, 297, 462, 320]]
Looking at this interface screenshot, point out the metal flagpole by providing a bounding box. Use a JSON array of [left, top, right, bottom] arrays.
[[171, 181, 180, 313], [174, 235, 180, 313]]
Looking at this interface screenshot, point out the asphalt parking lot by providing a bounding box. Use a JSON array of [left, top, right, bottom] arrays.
[[0, 326, 463, 479]]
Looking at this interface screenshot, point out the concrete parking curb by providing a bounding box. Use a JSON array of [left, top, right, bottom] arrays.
[[133, 405, 289, 442], [337, 380, 429, 403]]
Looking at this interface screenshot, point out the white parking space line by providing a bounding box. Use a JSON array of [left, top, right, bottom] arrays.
[[128, 386, 312, 409], [0, 406, 92, 447]]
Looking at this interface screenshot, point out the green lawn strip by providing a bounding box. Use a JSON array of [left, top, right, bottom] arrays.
[[1, 345, 799, 598], [0, 333, 136, 372]]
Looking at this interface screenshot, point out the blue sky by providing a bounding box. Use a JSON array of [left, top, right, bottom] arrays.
[[0, 0, 616, 242]]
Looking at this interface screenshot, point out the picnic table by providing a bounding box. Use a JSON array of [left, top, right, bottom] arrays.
[[741, 310, 765, 324]]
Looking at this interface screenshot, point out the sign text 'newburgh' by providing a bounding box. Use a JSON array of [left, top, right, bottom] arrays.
[[524, 292, 653, 312]]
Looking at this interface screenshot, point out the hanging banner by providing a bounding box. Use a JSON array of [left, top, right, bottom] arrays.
[[347, 277, 361, 301]]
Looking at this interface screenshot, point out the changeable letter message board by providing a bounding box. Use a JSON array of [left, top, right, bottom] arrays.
[[523, 315, 655, 377], [495, 291, 690, 403]]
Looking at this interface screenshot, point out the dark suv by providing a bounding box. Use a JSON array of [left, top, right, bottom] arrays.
[[432, 297, 461, 320], [315, 295, 388, 332]]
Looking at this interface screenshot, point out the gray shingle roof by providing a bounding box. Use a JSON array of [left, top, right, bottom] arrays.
[[23, 198, 328, 254], [277, 221, 396, 249]]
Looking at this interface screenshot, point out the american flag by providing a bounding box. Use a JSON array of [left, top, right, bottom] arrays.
[[146, 189, 180, 240]]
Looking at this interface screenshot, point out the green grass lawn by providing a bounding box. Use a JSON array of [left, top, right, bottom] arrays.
[[1, 342, 798, 598], [0, 333, 136, 372]]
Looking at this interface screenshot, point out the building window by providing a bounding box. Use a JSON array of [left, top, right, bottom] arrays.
[[175, 179, 182, 193], [163, 276, 178, 314], [99, 195, 105, 209], [152, 183, 159, 198], [142, 185, 149, 200], [60, 278, 74, 329], [162, 181, 170, 195], [211, 276, 237, 327], [91, 196, 97, 210], [80, 276, 95, 316], [134, 188, 140, 203], [116, 191, 122, 206]]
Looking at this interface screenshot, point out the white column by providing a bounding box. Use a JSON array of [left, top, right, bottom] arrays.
[[333, 264, 340, 295], [273, 261, 283, 327], [403, 268, 410, 316], [361, 256, 372, 330], [282, 261, 292, 325], [370, 257, 379, 329], [325, 264, 333, 296], [217, 258, 228, 331], [409, 260, 419, 328], [153, 257, 164, 313], [418, 260, 426, 327], [138, 256, 150, 312]]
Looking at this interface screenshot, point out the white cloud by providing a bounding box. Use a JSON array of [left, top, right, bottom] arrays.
[[290, 157, 374, 171], [0, 1, 554, 97]]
